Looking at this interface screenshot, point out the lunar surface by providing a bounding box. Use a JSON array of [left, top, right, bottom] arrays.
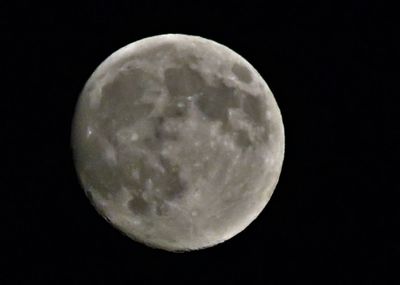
[[72, 34, 285, 251]]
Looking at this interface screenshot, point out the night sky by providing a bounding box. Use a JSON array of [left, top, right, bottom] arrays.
[[5, 0, 397, 282]]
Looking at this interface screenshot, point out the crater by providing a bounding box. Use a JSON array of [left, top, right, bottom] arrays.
[[123, 154, 187, 203], [234, 130, 252, 149], [242, 93, 266, 124], [158, 157, 187, 200], [196, 82, 241, 134], [98, 68, 156, 133], [154, 116, 178, 141], [163, 65, 204, 118], [165, 65, 204, 97], [85, 189, 93, 203], [232, 63, 252, 83], [128, 195, 150, 215], [155, 201, 170, 216]]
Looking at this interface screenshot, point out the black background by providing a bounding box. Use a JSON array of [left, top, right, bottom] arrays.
[[5, 0, 398, 282]]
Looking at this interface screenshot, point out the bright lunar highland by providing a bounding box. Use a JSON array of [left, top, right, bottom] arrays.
[[72, 34, 285, 251]]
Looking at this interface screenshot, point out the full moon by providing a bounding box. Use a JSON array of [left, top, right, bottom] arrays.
[[72, 34, 285, 251]]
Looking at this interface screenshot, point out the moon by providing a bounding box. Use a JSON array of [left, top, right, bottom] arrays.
[[71, 34, 285, 251]]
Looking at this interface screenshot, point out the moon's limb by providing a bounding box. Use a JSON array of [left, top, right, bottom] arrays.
[[72, 34, 285, 251]]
